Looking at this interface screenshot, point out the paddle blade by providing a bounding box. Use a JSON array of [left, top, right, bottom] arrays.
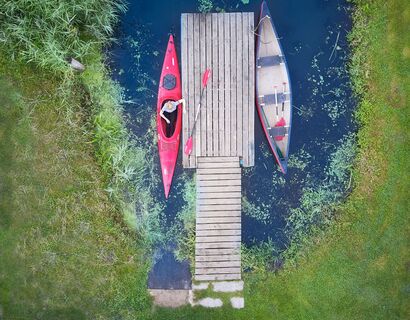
[[202, 69, 211, 88], [184, 136, 193, 155]]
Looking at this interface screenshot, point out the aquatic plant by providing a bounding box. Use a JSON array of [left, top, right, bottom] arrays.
[[285, 134, 356, 260], [174, 174, 196, 264], [0, 0, 126, 74], [81, 56, 165, 246], [242, 239, 281, 273], [242, 196, 271, 224], [198, 0, 214, 13], [287, 149, 312, 171]]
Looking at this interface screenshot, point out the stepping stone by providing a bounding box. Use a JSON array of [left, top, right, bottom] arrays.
[[212, 280, 243, 292], [230, 297, 244, 309], [192, 282, 209, 290], [198, 297, 223, 308], [149, 289, 190, 308]]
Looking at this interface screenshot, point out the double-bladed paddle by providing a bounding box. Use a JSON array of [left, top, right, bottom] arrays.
[[184, 69, 211, 155]]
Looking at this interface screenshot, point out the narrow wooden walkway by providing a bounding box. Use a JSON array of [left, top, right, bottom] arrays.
[[181, 12, 255, 290], [181, 13, 255, 169], [195, 157, 241, 281]]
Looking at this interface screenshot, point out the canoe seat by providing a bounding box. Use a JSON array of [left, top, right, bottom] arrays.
[[259, 93, 290, 105], [257, 55, 283, 68], [269, 126, 289, 137]]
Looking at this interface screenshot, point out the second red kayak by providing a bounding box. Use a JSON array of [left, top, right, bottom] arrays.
[[157, 35, 182, 198]]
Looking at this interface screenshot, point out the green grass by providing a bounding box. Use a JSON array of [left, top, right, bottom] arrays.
[[0, 58, 153, 319], [80, 52, 164, 244]]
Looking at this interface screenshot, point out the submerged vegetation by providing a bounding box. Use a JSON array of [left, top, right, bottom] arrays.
[[198, 0, 214, 13]]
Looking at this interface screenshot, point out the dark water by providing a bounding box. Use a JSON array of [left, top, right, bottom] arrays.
[[108, 0, 355, 288]]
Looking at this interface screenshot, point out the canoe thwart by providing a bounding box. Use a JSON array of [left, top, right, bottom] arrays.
[[257, 55, 283, 68], [259, 92, 290, 105], [268, 126, 289, 137]]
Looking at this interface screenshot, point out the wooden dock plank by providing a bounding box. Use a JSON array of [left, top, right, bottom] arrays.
[[196, 261, 241, 268], [197, 167, 241, 174], [199, 198, 241, 205], [199, 14, 207, 157], [197, 156, 239, 162], [197, 211, 241, 218], [193, 14, 201, 161], [218, 13, 225, 155], [230, 14, 238, 157], [181, 14, 189, 168], [196, 235, 241, 242], [196, 242, 240, 249], [236, 13, 243, 161], [211, 13, 219, 156], [198, 192, 241, 199], [224, 13, 231, 156], [199, 204, 241, 211], [195, 254, 240, 262], [199, 185, 241, 193], [248, 13, 255, 167], [198, 179, 241, 186], [242, 12, 249, 166], [196, 223, 241, 230], [195, 267, 241, 275], [195, 274, 241, 281], [205, 13, 213, 156], [187, 14, 195, 168], [196, 229, 241, 237], [196, 217, 241, 224], [197, 161, 239, 169], [197, 173, 241, 185], [195, 248, 240, 256]]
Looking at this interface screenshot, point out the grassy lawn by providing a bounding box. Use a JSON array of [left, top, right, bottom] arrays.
[[0, 0, 408, 319], [0, 60, 152, 319]]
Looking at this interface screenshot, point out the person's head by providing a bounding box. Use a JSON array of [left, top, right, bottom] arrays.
[[165, 101, 175, 111]]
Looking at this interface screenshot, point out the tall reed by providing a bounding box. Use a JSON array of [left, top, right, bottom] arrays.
[[0, 0, 126, 74]]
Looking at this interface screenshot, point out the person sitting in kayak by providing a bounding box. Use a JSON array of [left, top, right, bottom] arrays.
[[160, 98, 186, 124]]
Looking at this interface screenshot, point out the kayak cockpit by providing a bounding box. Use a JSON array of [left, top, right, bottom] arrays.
[[160, 99, 179, 138]]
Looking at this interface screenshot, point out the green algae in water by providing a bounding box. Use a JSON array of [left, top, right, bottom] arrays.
[[287, 149, 312, 171], [242, 196, 271, 224], [198, 0, 213, 13]]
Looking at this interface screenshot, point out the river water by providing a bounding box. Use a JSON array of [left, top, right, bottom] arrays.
[[108, 0, 355, 289]]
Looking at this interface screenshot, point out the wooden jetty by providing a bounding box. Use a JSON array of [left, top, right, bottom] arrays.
[[181, 12, 255, 284]]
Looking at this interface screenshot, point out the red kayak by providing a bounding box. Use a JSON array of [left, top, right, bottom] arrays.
[[157, 35, 182, 198]]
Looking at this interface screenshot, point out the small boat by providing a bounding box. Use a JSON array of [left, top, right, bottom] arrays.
[[157, 35, 182, 198], [256, 1, 292, 174]]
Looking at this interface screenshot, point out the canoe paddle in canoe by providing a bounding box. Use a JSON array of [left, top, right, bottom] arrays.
[[184, 69, 211, 156]]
